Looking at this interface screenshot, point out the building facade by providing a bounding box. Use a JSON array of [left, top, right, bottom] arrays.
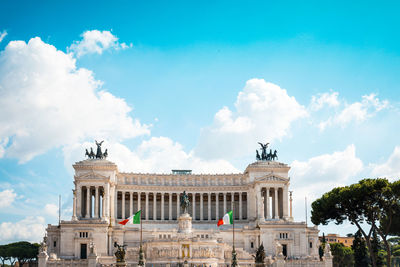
[[39, 150, 333, 267]]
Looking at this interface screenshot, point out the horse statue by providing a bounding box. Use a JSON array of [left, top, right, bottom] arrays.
[[180, 191, 190, 214], [256, 150, 261, 160], [103, 149, 108, 159], [271, 150, 278, 161], [85, 149, 90, 159], [89, 148, 95, 159], [95, 140, 104, 159]]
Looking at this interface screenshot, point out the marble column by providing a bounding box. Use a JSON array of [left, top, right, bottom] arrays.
[[192, 193, 196, 220], [208, 193, 211, 221], [256, 185, 262, 219], [283, 186, 289, 219], [266, 187, 270, 219], [239, 192, 242, 220], [200, 193, 204, 220], [129, 192, 133, 217], [176, 193, 180, 218], [145, 192, 149, 220], [94, 187, 99, 218], [137, 192, 141, 214], [274, 188, 279, 219], [216, 193, 219, 220], [86, 187, 90, 218], [72, 189, 77, 220], [153, 193, 157, 220], [77, 186, 82, 218], [101, 189, 105, 218], [122, 191, 126, 219], [223, 192, 227, 215], [161, 193, 165, 220], [169, 193, 172, 220], [231, 192, 235, 213]]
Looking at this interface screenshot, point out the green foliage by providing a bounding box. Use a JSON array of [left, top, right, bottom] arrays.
[[330, 243, 354, 267], [352, 230, 370, 267], [311, 178, 400, 267], [254, 243, 266, 265], [371, 229, 385, 267], [0, 241, 39, 267]]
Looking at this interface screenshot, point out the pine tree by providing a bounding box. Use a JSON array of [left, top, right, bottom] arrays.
[[371, 228, 384, 267], [352, 230, 370, 267]]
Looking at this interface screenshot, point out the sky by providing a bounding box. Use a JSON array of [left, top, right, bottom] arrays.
[[0, 0, 399, 244]]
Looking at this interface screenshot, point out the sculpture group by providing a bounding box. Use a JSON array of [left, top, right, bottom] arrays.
[[85, 140, 108, 159], [256, 142, 278, 161]]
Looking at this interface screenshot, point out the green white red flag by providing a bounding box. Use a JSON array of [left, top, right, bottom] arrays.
[[119, 210, 141, 225], [217, 210, 233, 226]]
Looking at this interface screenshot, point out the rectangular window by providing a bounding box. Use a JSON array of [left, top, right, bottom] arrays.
[[309, 242, 313, 248], [251, 242, 254, 248], [54, 241, 56, 247]]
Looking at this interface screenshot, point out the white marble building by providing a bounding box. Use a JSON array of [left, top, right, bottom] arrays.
[[39, 155, 332, 267]]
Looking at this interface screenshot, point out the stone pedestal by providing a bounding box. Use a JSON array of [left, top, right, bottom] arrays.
[[38, 252, 48, 267], [178, 213, 192, 234]]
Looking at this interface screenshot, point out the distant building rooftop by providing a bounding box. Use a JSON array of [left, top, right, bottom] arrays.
[[171, 169, 192, 175]]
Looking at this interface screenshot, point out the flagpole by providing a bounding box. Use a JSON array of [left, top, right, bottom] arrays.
[[231, 199, 237, 267], [139, 210, 144, 266]]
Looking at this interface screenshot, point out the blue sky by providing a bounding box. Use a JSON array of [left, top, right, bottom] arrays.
[[0, 0, 399, 243]]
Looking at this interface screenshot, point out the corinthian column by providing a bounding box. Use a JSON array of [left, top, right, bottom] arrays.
[[266, 187, 270, 219], [200, 193, 204, 220], [223, 192, 227, 215], [169, 193, 172, 220], [274, 188, 279, 219], [137, 192, 141, 213], [208, 193, 211, 221], [72, 189, 77, 220], [256, 185, 262, 220], [122, 191, 125, 219], [239, 192, 242, 220], [86, 187, 90, 218], [130, 191, 133, 217], [216, 193, 219, 220], [161, 193, 165, 220], [94, 187, 99, 218], [192, 193, 196, 220], [153, 193, 157, 220], [145, 192, 149, 220], [176, 193, 180, 218]]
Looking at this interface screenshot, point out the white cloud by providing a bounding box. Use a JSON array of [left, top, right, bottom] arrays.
[[318, 93, 388, 131], [44, 203, 59, 218], [370, 146, 400, 181], [290, 145, 363, 222], [0, 216, 45, 243], [68, 30, 132, 57], [0, 30, 7, 43], [64, 137, 239, 174], [196, 79, 308, 159], [0, 189, 16, 208], [310, 91, 340, 111], [0, 37, 149, 163]]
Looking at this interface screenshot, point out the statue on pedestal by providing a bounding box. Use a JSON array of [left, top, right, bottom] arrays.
[[114, 242, 127, 263], [180, 191, 190, 214]]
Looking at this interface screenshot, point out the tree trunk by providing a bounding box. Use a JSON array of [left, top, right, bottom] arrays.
[[381, 237, 391, 267], [354, 221, 376, 267]]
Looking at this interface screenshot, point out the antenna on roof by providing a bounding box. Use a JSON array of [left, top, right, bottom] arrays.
[[305, 196, 307, 227], [58, 194, 61, 226]]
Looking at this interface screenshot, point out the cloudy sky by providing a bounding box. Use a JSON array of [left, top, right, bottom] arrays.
[[0, 0, 399, 244]]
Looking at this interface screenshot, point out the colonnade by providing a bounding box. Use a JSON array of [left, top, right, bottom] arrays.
[[116, 191, 248, 221], [256, 186, 288, 220], [76, 186, 106, 219]]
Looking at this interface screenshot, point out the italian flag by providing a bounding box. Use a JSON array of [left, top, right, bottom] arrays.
[[119, 210, 141, 225], [217, 210, 233, 227]]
